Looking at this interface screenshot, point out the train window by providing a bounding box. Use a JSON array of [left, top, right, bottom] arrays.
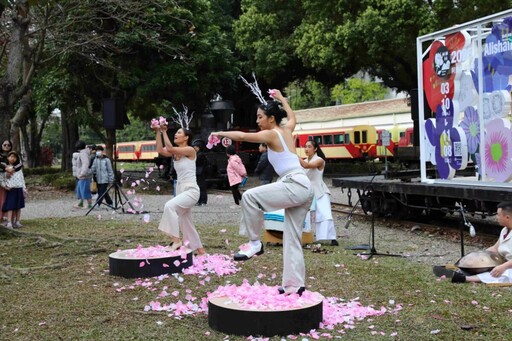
[[400, 131, 405, 138], [362, 130, 367, 143], [142, 145, 156, 152], [323, 135, 333, 145], [313, 136, 322, 145], [119, 146, 134, 152], [334, 134, 344, 145], [344, 134, 350, 144], [354, 131, 360, 144]]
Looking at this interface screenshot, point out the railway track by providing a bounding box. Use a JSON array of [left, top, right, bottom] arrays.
[[122, 173, 500, 243], [330, 200, 499, 247]]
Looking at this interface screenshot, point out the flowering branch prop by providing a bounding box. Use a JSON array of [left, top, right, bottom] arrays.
[[240, 73, 267, 104], [170, 105, 194, 130]]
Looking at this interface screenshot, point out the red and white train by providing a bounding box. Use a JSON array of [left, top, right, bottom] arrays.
[[293, 98, 413, 160], [294, 124, 414, 161], [115, 140, 159, 161]]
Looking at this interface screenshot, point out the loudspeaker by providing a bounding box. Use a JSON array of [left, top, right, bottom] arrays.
[[103, 99, 129, 130], [410, 88, 433, 121], [410, 89, 419, 121]]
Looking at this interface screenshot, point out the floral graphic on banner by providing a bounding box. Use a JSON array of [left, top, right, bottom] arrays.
[[460, 106, 480, 155], [484, 118, 512, 182]]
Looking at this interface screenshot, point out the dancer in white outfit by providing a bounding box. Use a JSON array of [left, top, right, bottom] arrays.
[[154, 125, 206, 255], [299, 140, 337, 245], [210, 89, 313, 295]]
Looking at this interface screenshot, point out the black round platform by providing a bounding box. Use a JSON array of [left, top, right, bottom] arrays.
[[109, 247, 193, 278], [208, 291, 323, 336]]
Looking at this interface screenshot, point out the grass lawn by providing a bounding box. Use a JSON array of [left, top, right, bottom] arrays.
[[1, 215, 511, 340]]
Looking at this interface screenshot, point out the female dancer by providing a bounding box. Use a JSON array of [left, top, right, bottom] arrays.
[[154, 125, 206, 255], [210, 89, 313, 295], [299, 140, 337, 245]]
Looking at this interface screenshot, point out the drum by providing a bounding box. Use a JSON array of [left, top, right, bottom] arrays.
[[455, 250, 506, 275]]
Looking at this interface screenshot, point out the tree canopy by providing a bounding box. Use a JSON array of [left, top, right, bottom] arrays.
[[2, 0, 512, 168], [234, 0, 512, 92]]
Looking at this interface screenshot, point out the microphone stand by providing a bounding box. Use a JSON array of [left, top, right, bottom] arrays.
[[344, 172, 378, 251], [356, 209, 405, 260], [343, 172, 405, 259], [456, 202, 475, 258]]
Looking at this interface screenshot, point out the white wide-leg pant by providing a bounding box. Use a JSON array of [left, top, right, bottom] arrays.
[[313, 193, 336, 241], [240, 171, 313, 289], [158, 180, 203, 250]]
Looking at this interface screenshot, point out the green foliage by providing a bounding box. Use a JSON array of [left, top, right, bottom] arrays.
[[331, 78, 388, 104], [235, 0, 512, 93], [285, 78, 332, 109], [115, 113, 154, 143], [23, 167, 61, 176], [234, 0, 305, 85], [47, 173, 76, 190]]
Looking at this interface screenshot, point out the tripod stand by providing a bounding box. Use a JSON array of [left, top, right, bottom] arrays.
[[85, 140, 136, 216], [344, 176, 404, 259], [355, 209, 405, 260]]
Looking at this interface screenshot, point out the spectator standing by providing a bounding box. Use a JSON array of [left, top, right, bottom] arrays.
[[90, 146, 114, 209], [254, 143, 274, 185], [74, 141, 93, 209], [192, 139, 208, 206], [0, 140, 22, 223], [72, 149, 81, 207], [1, 151, 26, 229], [226, 144, 247, 205]]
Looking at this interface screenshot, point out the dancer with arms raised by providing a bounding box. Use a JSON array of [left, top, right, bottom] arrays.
[[153, 117, 206, 256], [210, 89, 313, 295]]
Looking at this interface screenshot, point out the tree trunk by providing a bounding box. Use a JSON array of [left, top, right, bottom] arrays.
[[0, 0, 32, 149], [61, 108, 79, 172]]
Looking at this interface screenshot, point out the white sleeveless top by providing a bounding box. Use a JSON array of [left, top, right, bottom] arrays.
[[174, 155, 196, 183], [304, 154, 330, 198], [267, 129, 301, 176]]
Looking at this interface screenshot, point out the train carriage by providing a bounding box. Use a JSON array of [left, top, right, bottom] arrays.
[[139, 141, 158, 161], [294, 124, 410, 161], [116, 142, 139, 161]]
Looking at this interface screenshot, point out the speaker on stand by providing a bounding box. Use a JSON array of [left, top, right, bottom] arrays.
[[86, 99, 136, 215]]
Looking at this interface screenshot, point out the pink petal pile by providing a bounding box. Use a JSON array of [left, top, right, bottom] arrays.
[[121, 244, 189, 260], [206, 135, 220, 149], [182, 253, 240, 277], [208, 279, 323, 311], [321, 296, 398, 330]]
